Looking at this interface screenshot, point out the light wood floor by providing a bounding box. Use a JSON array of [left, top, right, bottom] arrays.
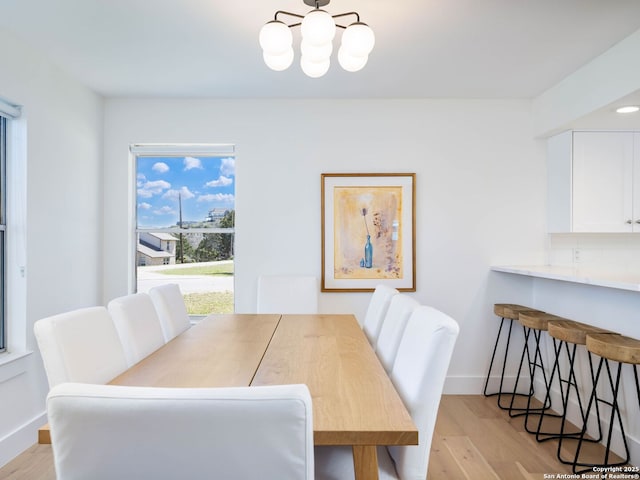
[[0, 394, 633, 480]]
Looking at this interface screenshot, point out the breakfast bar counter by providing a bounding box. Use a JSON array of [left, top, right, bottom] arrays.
[[491, 265, 640, 292]]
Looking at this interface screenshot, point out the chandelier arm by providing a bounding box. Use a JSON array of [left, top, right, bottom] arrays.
[[274, 10, 305, 24], [331, 11, 360, 27]]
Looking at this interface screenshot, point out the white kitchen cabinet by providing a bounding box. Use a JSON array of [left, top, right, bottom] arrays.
[[547, 130, 640, 233]]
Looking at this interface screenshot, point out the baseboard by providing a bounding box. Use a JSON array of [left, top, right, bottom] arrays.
[[0, 410, 47, 468], [444, 374, 530, 395]]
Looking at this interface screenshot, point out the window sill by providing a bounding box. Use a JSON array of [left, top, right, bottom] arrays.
[[0, 350, 33, 384]]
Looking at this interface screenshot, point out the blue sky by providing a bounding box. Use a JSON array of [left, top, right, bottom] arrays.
[[136, 155, 235, 228]]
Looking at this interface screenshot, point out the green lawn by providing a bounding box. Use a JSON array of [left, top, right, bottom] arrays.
[[159, 263, 234, 276], [153, 262, 234, 314], [184, 291, 234, 314]]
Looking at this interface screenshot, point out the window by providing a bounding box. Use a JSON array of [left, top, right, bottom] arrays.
[[132, 144, 235, 317], [0, 115, 6, 352]]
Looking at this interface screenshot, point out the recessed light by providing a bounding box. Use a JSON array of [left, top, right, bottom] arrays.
[[616, 105, 640, 114]]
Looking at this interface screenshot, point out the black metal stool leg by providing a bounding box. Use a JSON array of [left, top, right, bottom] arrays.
[[484, 316, 512, 399], [555, 349, 603, 463], [572, 357, 630, 474], [508, 324, 537, 416], [522, 328, 559, 435]]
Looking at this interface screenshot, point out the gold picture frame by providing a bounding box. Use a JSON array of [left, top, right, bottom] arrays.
[[321, 173, 416, 292]]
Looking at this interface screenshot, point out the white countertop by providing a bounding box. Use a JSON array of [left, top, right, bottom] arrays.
[[490, 265, 640, 292]]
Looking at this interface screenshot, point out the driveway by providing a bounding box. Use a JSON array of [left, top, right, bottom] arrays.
[[136, 261, 234, 294]]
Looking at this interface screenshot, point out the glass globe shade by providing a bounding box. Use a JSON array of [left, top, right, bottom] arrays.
[[341, 22, 375, 57], [300, 40, 332, 63], [259, 21, 293, 55], [301, 9, 336, 46], [300, 55, 330, 78], [338, 47, 368, 72], [263, 48, 294, 71]]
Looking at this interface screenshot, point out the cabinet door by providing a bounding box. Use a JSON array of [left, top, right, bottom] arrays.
[[572, 132, 634, 232]]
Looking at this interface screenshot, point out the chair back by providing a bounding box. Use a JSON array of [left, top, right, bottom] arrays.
[[257, 275, 318, 314], [107, 292, 166, 367], [362, 284, 398, 346], [148, 283, 191, 342], [33, 306, 128, 388], [375, 294, 419, 372], [388, 305, 459, 480], [47, 382, 314, 480]]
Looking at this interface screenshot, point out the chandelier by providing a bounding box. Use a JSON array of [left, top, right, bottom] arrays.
[[259, 0, 375, 78]]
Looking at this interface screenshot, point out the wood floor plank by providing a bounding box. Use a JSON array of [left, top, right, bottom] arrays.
[[427, 434, 469, 479], [441, 435, 501, 480]]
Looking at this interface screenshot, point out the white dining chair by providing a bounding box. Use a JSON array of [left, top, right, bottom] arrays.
[[47, 382, 314, 480], [257, 275, 318, 314], [362, 284, 399, 346], [375, 294, 419, 372], [34, 306, 129, 388], [148, 283, 191, 342], [315, 305, 460, 480], [107, 292, 166, 367]]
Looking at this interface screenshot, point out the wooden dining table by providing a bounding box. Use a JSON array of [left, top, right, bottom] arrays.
[[39, 313, 418, 480]]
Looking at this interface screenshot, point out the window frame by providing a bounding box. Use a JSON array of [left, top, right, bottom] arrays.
[[0, 116, 6, 352]]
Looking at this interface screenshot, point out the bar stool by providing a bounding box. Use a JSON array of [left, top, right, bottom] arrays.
[[543, 320, 616, 461], [514, 311, 565, 425], [483, 304, 545, 411], [572, 333, 640, 474]]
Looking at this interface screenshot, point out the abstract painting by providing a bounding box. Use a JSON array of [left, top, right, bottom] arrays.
[[321, 173, 415, 292]]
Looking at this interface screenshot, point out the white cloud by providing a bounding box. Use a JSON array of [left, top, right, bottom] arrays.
[[220, 157, 235, 176], [205, 175, 233, 188], [152, 162, 170, 173], [197, 193, 235, 203], [184, 156, 203, 170], [137, 180, 171, 198], [138, 202, 152, 210], [163, 186, 196, 200], [154, 206, 175, 215]]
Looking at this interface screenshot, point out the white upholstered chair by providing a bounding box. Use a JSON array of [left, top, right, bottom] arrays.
[[375, 294, 419, 372], [33, 306, 128, 388], [148, 283, 191, 342], [257, 275, 318, 314], [47, 382, 314, 480], [362, 284, 399, 346], [315, 305, 460, 480], [107, 292, 166, 367]]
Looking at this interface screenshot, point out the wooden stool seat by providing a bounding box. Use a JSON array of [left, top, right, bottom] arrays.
[[548, 320, 616, 346], [518, 312, 564, 331], [484, 303, 543, 406], [586, 333, 640, 365], [494, 303, 542, 320]]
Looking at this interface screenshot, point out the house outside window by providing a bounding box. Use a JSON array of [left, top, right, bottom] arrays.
[[132, 144, 235, 317]]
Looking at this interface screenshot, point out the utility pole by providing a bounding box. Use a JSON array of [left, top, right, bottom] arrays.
[[178, 192, 184, 264]]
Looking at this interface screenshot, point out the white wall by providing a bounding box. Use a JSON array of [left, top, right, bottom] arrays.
[[0, 29, 104, 465], [103, 97, 547, 394]]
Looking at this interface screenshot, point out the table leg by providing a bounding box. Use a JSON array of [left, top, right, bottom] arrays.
[[352, 445, 379, 480]]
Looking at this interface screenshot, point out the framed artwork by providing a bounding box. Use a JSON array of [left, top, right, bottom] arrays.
[[321, 173, 416, 292]]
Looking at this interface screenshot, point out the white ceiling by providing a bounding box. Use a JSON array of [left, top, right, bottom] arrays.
[[2, 0, 640, 99]]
